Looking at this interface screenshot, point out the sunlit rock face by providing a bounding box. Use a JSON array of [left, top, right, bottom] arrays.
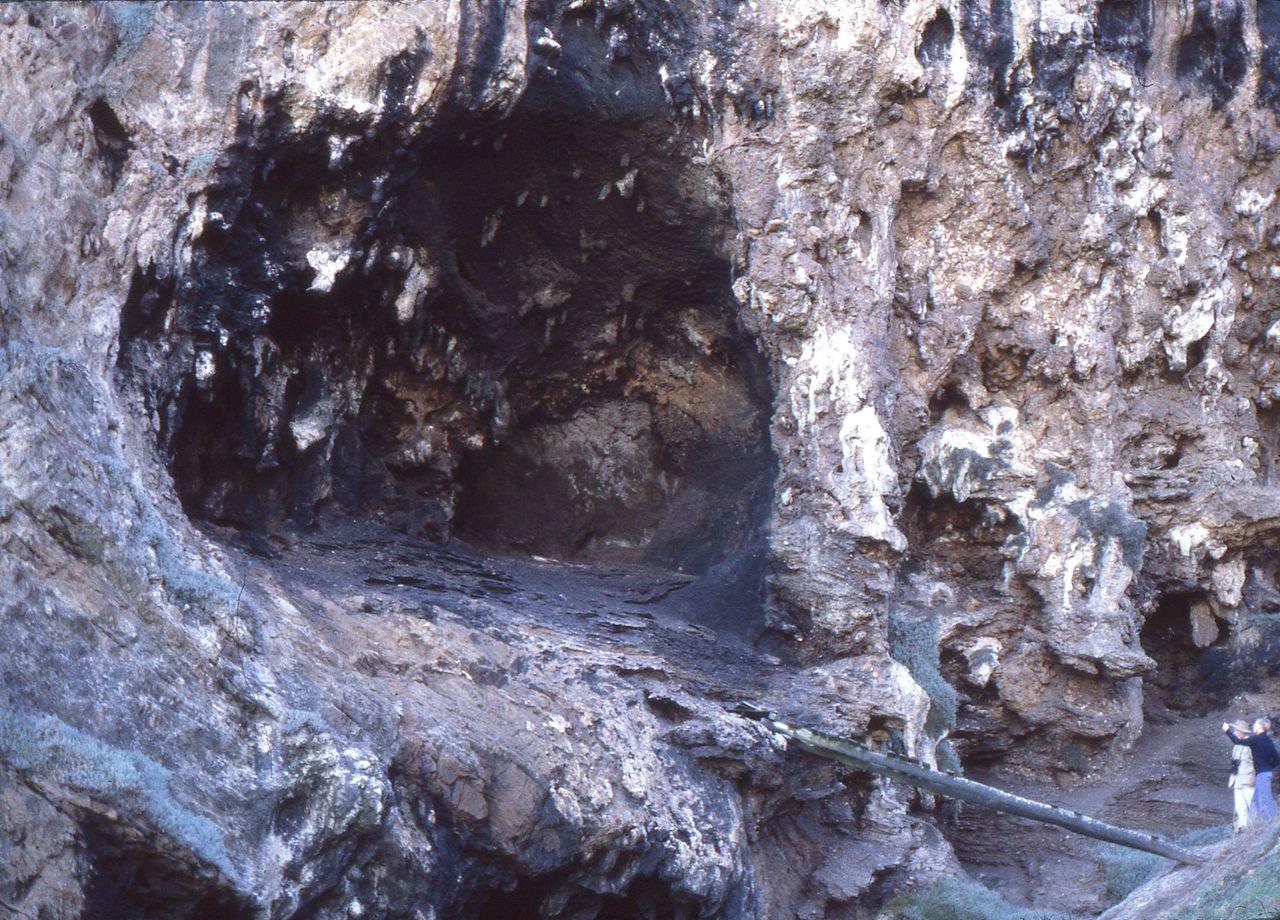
[[6, 1, 1280, 917]]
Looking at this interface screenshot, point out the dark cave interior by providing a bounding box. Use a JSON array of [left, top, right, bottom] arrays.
[[115, 11, 775, 582], [108, 17, 778, 915], [1141, 591, 1220, 718]]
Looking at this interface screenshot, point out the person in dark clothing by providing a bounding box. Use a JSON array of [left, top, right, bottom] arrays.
[[1226, 718, 1280, 821]]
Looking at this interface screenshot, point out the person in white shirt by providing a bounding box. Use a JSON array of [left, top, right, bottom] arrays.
[[1227, 719, 1256, 832]]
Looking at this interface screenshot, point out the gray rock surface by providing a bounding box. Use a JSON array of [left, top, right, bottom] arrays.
[[5, 1, 1280, 917]]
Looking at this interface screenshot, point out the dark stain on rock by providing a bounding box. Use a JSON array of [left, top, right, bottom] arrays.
[[1095, 0, 1153, 73], [1175, 0, 1247, 109]]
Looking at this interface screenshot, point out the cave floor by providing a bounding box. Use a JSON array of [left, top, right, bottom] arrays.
[[205, 515, 784, 710]]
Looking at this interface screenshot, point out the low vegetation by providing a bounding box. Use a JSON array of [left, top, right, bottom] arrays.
[[1094, 825, 1230, 902], [882, 876, 1078, 920], [888, 613, 958, 737]]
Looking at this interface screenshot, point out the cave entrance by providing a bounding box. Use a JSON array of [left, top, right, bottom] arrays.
[[437, 94, 774, 574], [1141, 592, 1218, 718], [115, 12, 774, 588]]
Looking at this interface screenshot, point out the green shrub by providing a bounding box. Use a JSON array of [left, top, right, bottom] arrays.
[[1095, 825, 1230, 903], [884, 876, 1079, 920], [107, 2, 156, 60], [103, 456, 239, 611], [0, 704, 234, 879], [936, 739, 962, 774], [888, 613, 957, 737]]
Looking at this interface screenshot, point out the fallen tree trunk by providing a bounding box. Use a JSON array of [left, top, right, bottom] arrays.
[[742, 709, 1206, 866]]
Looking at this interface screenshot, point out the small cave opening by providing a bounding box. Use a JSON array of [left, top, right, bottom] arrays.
[[1257, 402, 1280, 485], [114, 14, 774, 595], [1140, 591, 1222, 719], [471, 874, 698, 920], [898, 483, 1016, 584], [1174, 0, 1247, 109], [1260, 0, 1280, 109], [88, 97, 134, 187], [1094, 0, 1153, 72], [926, 380, 967, 424], [1184, 334, 1208, 372], [916, 8, 954, 72], [79, 820, 255, 920]]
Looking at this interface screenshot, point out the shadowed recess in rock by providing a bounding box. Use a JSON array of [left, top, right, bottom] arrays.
[[1141, 591, 1223, 718], [113, 3, 774, 588], [1175, 0, 1247, 109], [1260, 0, 1280, 109], [1095, 0, 1153, 72], [471, 873, 699, 920], [87, 97, 133, 187], [916, 8, 954, 72], [79, 819, 255, 920]]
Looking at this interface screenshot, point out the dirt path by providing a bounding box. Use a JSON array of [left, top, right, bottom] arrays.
[[953, 692, 1280, 916]]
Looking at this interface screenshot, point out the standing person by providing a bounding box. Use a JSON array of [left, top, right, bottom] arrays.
[[1227, 720, 1256, 832], [1226, 718, 1280, 821]]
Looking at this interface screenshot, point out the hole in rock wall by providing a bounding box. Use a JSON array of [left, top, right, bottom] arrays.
[[926, 382, 968, 424], [1197, 616, 1280, 709], [1095, 0, 1153, 72], [1141, 592, 1220, 718], [472, 874, 696, 920], [80, 819, 255, 920], [901, 482, 1022, 586], [1258, 404, 1280, 485], [1195, 556, 1280, 707], [115, 16, 775, 582], [1174, 0, 1247, 109], [88, 98, 133, 188], [1261, 0, 1280, 109], [916, 9, 954, 72], [986, 0, 1016, 112]]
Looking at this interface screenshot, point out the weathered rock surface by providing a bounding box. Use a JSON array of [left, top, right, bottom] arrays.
[[6, 0, 1280, 917]]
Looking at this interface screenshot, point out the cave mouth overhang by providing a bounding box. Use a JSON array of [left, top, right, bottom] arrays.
[[114, 35, 776, 600]]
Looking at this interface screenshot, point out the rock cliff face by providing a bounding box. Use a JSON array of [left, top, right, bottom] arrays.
[[5, 1, 1280, 917]]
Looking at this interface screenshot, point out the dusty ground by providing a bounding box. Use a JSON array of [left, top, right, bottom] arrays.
[[212, 515, 780, 706], [955, 689, 1280, 916]]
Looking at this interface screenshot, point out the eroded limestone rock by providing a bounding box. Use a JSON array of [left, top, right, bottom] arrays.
[[6, 1, 1280, 917]]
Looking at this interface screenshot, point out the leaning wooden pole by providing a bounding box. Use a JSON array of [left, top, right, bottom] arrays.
[[742, 709, 1206, 866]]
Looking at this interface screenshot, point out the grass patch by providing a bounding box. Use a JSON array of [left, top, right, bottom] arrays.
[[883, 876, 1079, 920], [1169, 828, 1280, 920], [936, 739, 962, 774], [102, 456, 239, 611], [107, 1, 156, 60], [1095, 825, 1230, 903], [0, 703, 235, 879]]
